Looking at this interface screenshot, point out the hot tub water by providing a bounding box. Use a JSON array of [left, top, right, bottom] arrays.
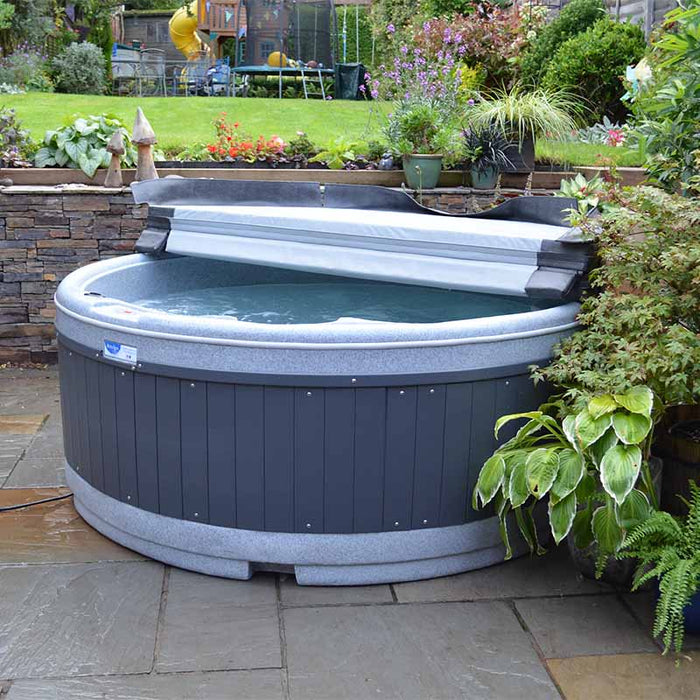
[[136, 282, 553, 325]]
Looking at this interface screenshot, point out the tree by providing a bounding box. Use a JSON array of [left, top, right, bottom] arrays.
[[0, 1, 14, 31]]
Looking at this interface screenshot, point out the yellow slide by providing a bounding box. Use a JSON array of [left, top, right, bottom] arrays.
[[169, 1, 210, 60]]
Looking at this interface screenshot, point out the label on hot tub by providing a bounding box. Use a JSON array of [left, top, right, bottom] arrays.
[[103, 340, 137, 365]]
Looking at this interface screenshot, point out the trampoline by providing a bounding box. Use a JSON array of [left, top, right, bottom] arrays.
[[232, 0, 336, 98]]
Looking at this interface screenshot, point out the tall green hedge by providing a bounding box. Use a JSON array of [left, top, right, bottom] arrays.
[[520, 0, 606, 86]]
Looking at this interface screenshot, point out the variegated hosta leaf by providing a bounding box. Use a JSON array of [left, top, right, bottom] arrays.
[[600, 444, 642, 505], [575, 472, 597, 502], [550, 449, 585, 501], [592, 500, 624, 554], [612, 411, 653, 445], [562, 413, 579, 450], [589, 427, 619, 468], [526, 448, 560, 499], [587, 394, 619, 419], [549, 491, 577, 544], [508, 452, 530, 508], [494, 411, 543, 439], [572, 504, 594, 548], [474, 454, 506, 507], [615, 488, 652, 529], [494, 491, 512, 560], [613, 386, 654, 417], [575, 408, 613, 448]]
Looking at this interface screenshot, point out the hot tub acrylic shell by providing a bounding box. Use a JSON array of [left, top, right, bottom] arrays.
[[56, 254, 577, 585]]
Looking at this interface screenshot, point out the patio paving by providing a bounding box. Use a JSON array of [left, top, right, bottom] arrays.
[[0, 366, 698, 699]]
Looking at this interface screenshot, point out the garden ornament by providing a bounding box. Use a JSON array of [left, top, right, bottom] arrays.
[[133, 108, 159, 182]]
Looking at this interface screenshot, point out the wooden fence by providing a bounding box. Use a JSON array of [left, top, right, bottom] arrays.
[[557, 0, 679, 37]]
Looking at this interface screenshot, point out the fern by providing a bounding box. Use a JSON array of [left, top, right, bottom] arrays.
[[620, 481, 700, 654]]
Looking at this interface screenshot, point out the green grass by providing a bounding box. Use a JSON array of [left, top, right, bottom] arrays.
[[1, 93, 388, 155], [2, 93, 644, 167], [536, 139, 643, 168]]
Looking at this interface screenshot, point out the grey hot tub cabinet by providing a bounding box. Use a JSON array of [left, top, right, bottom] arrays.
[[56, 181, 591, 585]]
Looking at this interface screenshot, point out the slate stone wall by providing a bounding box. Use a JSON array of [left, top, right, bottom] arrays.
[[0, 185, 553, 364]]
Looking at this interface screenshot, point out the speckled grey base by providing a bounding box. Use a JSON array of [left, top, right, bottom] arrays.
[[66, 465, 523, 586]]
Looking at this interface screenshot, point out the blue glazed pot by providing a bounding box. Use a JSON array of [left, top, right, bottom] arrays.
[[470, 166, 499, 190], [402, 154, 443, 190]]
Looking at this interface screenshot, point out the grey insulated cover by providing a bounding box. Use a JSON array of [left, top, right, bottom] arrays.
[[132, 180, 591, 300]]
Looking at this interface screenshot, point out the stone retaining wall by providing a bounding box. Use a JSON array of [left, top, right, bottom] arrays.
[[0, 184, 554, 364]]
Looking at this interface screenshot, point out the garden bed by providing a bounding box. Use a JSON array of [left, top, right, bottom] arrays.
[[0, 166, 647, 188]]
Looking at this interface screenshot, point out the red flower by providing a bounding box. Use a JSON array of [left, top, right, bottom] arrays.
[[228, 147, 239, 157], [206, 144, 217, 153], [234, 122, 240, 128]]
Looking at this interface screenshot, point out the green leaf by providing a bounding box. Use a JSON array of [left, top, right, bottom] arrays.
[[551, 449, 585, 501], [613, 386, 654, 417], [508, 452, 530, 508], [575, 408, 612, 448], [55, 149, 69, 167], [572, 504, 594, 548], [64, 138, 88, 164], [474, 454, 506, 508], [43, 129, 57, 146], [34, 147, 56, 168], [615, 488, 651, 529], [575, 472, 597, 502], [562, 413, 578, 449], [526, 448, 560, 499], [549, 491, 577, 544], [494, 411, 543, 439], [494, 491, 512, 560], [77, 151, 103, 179], [612, 411, 653, 445], [600, 444, 642, 505], [588, 427, 619, 468], [592, 500, 624, 554], [587, 394, 619, 419]]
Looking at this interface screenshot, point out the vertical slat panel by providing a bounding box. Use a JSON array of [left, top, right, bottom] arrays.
[[440, 383, 473, 526], [156, 376, 182, 519], [353, 388, 386, 533], [72, 353, 91, 482], [207, 382, 236, 527], [466, 379, 498, 521], [180, 380, 208, 522], [98, 363, 120, 499], [84, 358, 104, 491], [134, 373, 159, 513], [264, 387, 294, 532], [115, 369, 138, 505], [494, 374, 528, 444], [235, 385, 264, 530], [294, 388, 325, 533], [323, 388, 355, 533], [57, 347, 74, 468], [383, 387, 417, 531], [412, 385, 446, 529]]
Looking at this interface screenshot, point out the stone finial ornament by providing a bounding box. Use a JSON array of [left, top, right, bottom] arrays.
[[104, 130, 125, 187], [132, 108, 159, 182]]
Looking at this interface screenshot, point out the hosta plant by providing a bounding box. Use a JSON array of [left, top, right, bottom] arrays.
[[473, 386, 658, 568], [35, 114, 137, 178], [619, 481, 700, 654]]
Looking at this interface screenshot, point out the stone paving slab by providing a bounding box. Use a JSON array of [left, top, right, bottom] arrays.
[[0, 488, 144, 564], [19, 415, 64, 460], [280, 575, 393, 606], [0, 415, 47, 435], [394, 546, 610, 603], [0, 435, 33, 484], [156, 569, 281, 673], [547, 652, 700, 700], [284, 601, 559, 699], [4, 456, 66, 487], [0, 561, 163, 679], [515, 595, 658, 658], [4, 670, 287, 700]]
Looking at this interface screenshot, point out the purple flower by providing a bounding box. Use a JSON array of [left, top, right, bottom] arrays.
[[387, 23, 395, 34], [468, 98, 475, 106]]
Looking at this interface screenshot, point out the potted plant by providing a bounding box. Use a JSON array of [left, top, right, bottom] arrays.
[[385, 100, 454, 189], [472, 386, 659, 583], [462, 125, 512, 189], [618, 481, 700, 654], [468, 87, 581, 171]]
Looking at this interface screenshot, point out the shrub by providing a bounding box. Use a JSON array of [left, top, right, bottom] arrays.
[[0, 107, 34, 167], [542, 18, 646, 122], [51, 42, 106, 95], [520, 0, 606, 86], [0, 44, 52, 91], [35, 114, 137, 178]]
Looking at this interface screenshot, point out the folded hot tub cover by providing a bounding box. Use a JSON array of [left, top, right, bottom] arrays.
[[131, 179, 592, 300]]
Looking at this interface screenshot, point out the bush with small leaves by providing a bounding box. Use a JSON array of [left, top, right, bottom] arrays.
[[51, 42, 106, 95]]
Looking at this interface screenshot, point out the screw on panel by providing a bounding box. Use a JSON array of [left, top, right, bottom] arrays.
[[399, 390, 405, 395], [306, 391, 312, 397], [351, 378, 357, 384], [394, 521, 399, 527], [422, 519, 428, 525], [429, 388, 435, 394], [137, 363, 143, 368], [190, 383, 196, 388], [68, 352, 72, 356], [306, 522, 312, 529], [95, 352, 100, 357], [194, 512, 199, 518], [505, 380, 510, 386], [120, 371, 125, 377], [127, 495, 131, 501]]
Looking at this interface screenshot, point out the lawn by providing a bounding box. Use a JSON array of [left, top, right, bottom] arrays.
[[2, 93, 643, 167]]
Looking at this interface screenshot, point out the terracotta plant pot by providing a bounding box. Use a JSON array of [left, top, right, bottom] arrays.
[[402, 154, 443, 190]]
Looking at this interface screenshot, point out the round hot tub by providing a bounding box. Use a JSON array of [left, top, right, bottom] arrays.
[[55, 181, 588, 585]]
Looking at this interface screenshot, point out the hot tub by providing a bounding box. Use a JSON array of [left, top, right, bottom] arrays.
[[56, 181, 590, 585]]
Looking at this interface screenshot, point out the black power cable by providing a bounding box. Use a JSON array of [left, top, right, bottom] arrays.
[[0, 493, 73, 513]]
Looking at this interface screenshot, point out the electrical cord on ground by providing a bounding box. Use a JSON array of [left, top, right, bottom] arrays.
[[0, 493, 73, 513]]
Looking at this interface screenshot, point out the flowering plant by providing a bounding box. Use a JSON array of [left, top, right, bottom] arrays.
[[206, 114, 286, 163]]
